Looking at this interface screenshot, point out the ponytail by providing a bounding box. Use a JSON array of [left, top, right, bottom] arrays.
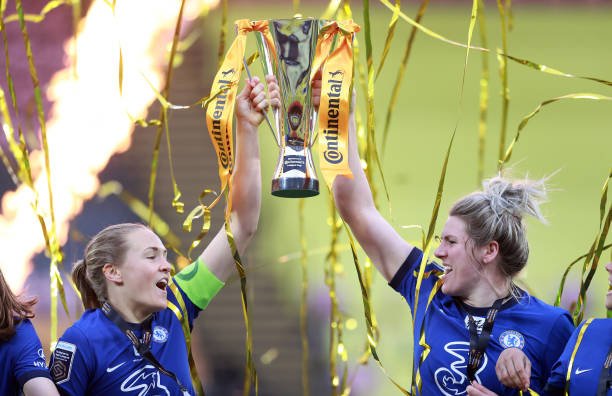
[[72, 259, 101, 310]]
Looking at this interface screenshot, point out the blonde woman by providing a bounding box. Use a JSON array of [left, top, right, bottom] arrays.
[[314, 78, 574, 395]]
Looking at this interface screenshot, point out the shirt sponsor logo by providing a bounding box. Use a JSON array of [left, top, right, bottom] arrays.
[[499, 330, 525, 349], [434, 341, 488, 396], [575, 367, 592, 375], [153, 326, 169, 343], [51, 341, 76, 384], [121, 365, 170, 396]]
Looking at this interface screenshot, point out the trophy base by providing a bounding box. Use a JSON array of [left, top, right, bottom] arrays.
[[271, 177, 319, 198]]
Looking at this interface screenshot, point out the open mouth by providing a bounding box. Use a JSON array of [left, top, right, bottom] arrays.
[[440, 265, 452, 280], [155, 278, 168, 291]]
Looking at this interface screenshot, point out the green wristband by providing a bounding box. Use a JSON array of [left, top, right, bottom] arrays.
[[174, 257, 224, 310]]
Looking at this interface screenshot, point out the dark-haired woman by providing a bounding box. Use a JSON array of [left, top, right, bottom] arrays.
[[316, 79, 574, 395], [0, 269, 59, 395], [50, 76, 279, 395]]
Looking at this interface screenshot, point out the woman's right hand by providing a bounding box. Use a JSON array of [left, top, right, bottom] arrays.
[[495, 347, 531, 391]]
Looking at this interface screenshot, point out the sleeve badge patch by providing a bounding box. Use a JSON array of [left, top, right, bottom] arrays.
[[51, 341, 77, 384]]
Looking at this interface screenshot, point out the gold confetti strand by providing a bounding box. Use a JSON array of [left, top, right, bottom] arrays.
[[500, 51, 612, 87], [498, 93, 612, 170], [0, 5, 35, 187], [378, 0, 612, 89], [216, 0, 227, 69], [15, 0, 67, 344], [321, 0, 342, 20], [183, 188, 221, 261], [476, 0, 489, 184], [223, 218, 258, 396], [374, 0, 400, 81], [573, 171, 611, 324], [2, 0, 70, 23], [293, 0, 300, 14], [97, 181, 184, 254], [496, 0, 511, 164], [411, 132, 456, 393], [554, 243, 612, 308], [146, 0, 187, 224], [298, 199, 310, 396], [505, 0, 514, 31], [0, 87, 20, 185], [325, 201, 342, 396], [363, 0, 394, 220], [380, 0, 429, 157], [343, 226, 411, 395]]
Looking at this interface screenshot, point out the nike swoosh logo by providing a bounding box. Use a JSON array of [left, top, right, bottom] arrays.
[[575, 368, 592, 375], [106, 362, 126, 373]]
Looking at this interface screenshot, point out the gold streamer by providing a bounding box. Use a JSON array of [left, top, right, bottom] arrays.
[[476, 0, 489, 184], [147, 0, 187, 224], [344, 226, 411, 395], [2, 0, 70, 24], [325, 202, 345, 396], [564, 318, 594, 396], [168, 281, 205, 395], [299, 199, 310, 396], [182, 189, 220, 260], [378, 0, 612, 88], [554, 243, 612, 308], [496, 0, 511, 164], [573, 170, 611, 324], [374, 0, 400, 81], [498, 94, 612, 170], [362, 0, 394, 226], [224, 220, 258, 396], [15, 0, 67, 343], [381, 0, 430, 157], [216, 0, 228, 69]]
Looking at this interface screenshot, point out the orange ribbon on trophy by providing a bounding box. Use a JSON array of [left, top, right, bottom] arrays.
[[313, 20, 360, 189], [205, 19, 274, 204]]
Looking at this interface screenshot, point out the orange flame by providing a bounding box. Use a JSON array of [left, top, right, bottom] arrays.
[[0, 0, 218, 292]]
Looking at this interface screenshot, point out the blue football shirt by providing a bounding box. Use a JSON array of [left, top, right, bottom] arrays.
[[50, 281, 200, 396], [0, 319, 51, 395], [390, 248, 574, 395], [546, 318, 612, 395]]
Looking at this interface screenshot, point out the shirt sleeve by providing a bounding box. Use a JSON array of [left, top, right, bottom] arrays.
[[12, 319, 51, 388], [173, 256, 224, 312], [50, 326, 93, 396], [541, 313, 577, 392], [388, 248, 442, 311], [545, 318, 584, 393]]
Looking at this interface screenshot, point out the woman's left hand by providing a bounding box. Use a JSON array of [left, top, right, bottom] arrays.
[[467, 381, 500, 395], [495, 347, 531, 391]]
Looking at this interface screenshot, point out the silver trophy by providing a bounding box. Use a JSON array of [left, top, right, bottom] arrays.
[[255, 18, 324, 198]]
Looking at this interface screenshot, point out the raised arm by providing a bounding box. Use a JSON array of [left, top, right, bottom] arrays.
[[201, 75, 280, 282], [23, 378, 60, 396], [313, 75, 413, 282]]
